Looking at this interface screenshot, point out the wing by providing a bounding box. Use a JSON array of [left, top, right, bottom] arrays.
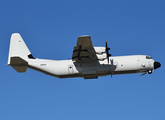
[[72, 36, 97, 61]]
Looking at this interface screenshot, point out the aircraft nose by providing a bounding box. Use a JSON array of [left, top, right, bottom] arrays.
[[154, 61, 161, 69]]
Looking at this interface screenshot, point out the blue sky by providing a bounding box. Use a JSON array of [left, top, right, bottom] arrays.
[[0, 0, 165, 120]]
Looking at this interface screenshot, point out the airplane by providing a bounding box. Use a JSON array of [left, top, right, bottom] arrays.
[[7, 33, 161, 79]]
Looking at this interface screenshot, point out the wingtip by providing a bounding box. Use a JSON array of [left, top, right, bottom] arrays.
[[79, 35, 90, 37]]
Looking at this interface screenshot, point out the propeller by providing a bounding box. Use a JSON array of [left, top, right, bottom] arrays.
[[105, 40, 111, 64]]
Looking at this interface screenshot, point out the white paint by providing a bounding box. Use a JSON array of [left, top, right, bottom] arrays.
[[7, 33, 160, 79]]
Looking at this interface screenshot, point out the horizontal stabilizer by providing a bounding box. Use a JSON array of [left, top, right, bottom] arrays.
[[9, 57, 28, 65], [8, 57, 28, 72], [12, 66, 28, 73]]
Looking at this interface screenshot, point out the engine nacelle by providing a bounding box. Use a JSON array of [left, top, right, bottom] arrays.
[[94, 47, 105, 54], [96, 53, 107, 61]]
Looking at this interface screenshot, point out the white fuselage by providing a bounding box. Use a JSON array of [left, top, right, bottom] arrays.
[[27, 55, 155, 78]]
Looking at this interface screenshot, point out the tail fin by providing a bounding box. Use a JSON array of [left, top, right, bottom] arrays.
[[7, 33, 34, 72]]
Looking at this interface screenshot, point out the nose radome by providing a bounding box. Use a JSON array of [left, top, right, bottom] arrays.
[[154, 61, 161, 69]]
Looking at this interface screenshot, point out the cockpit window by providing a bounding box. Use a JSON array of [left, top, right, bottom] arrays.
[[146, 56, 152, 59]]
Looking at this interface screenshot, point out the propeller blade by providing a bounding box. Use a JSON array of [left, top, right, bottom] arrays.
[[105, 40, 111, 64], [105, 40, 110, 51], [107, 55, 109, 63], [152, 69, 154, 74]]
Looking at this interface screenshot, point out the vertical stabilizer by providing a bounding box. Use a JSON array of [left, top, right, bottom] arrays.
[[7, 33, 33, 72], [8, 33, 31, 64]]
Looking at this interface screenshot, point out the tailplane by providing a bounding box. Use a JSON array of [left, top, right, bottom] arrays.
[[7, 33, 34, 72]]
